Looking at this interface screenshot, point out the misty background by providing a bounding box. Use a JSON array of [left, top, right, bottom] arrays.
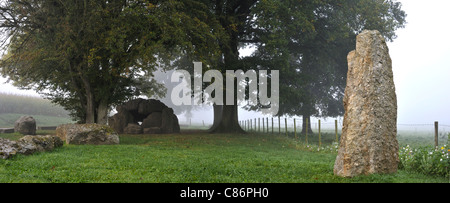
[[1, 0, 449, 129]]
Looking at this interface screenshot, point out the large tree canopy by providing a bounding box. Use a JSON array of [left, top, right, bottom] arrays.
[[242, 0, 406, 133], [0, 0, 224, 124], [0, 0, 406, 134]]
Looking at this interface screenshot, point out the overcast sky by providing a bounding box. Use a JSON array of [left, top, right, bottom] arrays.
[[1, 0, 449, 126], [388, 0, 450, 125]]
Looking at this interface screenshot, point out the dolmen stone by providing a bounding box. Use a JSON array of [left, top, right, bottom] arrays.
[[161, 108, 180, 134], [108, 99, 180, 134], [123, 123, 143, 134], [14, 116, 36, 135], [56, 123, 119, 145], [334, 30, 399, 177], [0, 128, 14, 134], [18, 135, 64, 155], [0, 135, 63, 159]]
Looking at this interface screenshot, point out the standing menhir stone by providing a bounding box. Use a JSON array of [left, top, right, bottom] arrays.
[[14, 116, 36, 135], [334, 30, 399, 177]]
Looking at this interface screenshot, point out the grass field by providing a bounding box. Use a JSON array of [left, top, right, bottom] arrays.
[[0, 129, 448, 183]]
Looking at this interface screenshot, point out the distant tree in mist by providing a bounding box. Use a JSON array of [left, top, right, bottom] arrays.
[[0, 93, 70, 117]]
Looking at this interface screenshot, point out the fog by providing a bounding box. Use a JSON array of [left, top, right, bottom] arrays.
[[388, 0, 450, 126], [1, 0, 449, 129]]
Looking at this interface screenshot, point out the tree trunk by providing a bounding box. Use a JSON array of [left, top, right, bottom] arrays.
[[81, 76, 95, 124], [209, 78, 245, 134], [208, 104, 223, 132], [208, 4, 247, 134], [96, 98, 109, 124], [209, 104, 245, 134], [301, 114, 314, 134]]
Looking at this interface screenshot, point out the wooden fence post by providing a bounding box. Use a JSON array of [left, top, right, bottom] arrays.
[[294, 118, 297, 139], [258, 118, 260, 132], [246, 120, 248, 131], [266, 117, 269, 133], [335, 120, 338, 143], [435, 121, 439, 148], [278, 117, 281, 135], [252, 119, 254, 131], [318, 119, 321, 147], [245, 120, 247, 131], [262, 117, 265, 133], [272, 117, 274, 134], [285, 118, 288, 136]]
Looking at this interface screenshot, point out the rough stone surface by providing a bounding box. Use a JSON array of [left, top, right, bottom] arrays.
[[108, 99, 179, 134], [55, 123, 72, 141], [56, 123, 119, 145], [161, 108, 180, 134], [108, 107, 135, 134], [143, 127, 162, 134], [0, 128, 14, 134], [0, 138, 20, 159], [0, 135, 63, 159], [123, 123, 143, 134], [138, 99, 167, 116], [18, 135, 64, 155], [14, 116, 36, 135], [142, 112, 162, 128], [334, 30, 399, 177]]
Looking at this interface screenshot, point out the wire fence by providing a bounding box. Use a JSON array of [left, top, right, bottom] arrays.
[[239, 117, 450, 148]]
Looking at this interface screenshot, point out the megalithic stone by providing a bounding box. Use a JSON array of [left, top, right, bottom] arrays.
[[334, 30, 399, 177]]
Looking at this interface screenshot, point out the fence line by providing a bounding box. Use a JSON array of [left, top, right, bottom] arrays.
[[398, 124, 434, 126], [239, 117, 342, 145], [239, 117, 449, 148]]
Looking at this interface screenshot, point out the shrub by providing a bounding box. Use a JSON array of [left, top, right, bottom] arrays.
[[399, 139, 449, 178]]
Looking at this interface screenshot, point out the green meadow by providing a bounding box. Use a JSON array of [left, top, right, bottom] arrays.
[[0, 130, 448, 183]]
